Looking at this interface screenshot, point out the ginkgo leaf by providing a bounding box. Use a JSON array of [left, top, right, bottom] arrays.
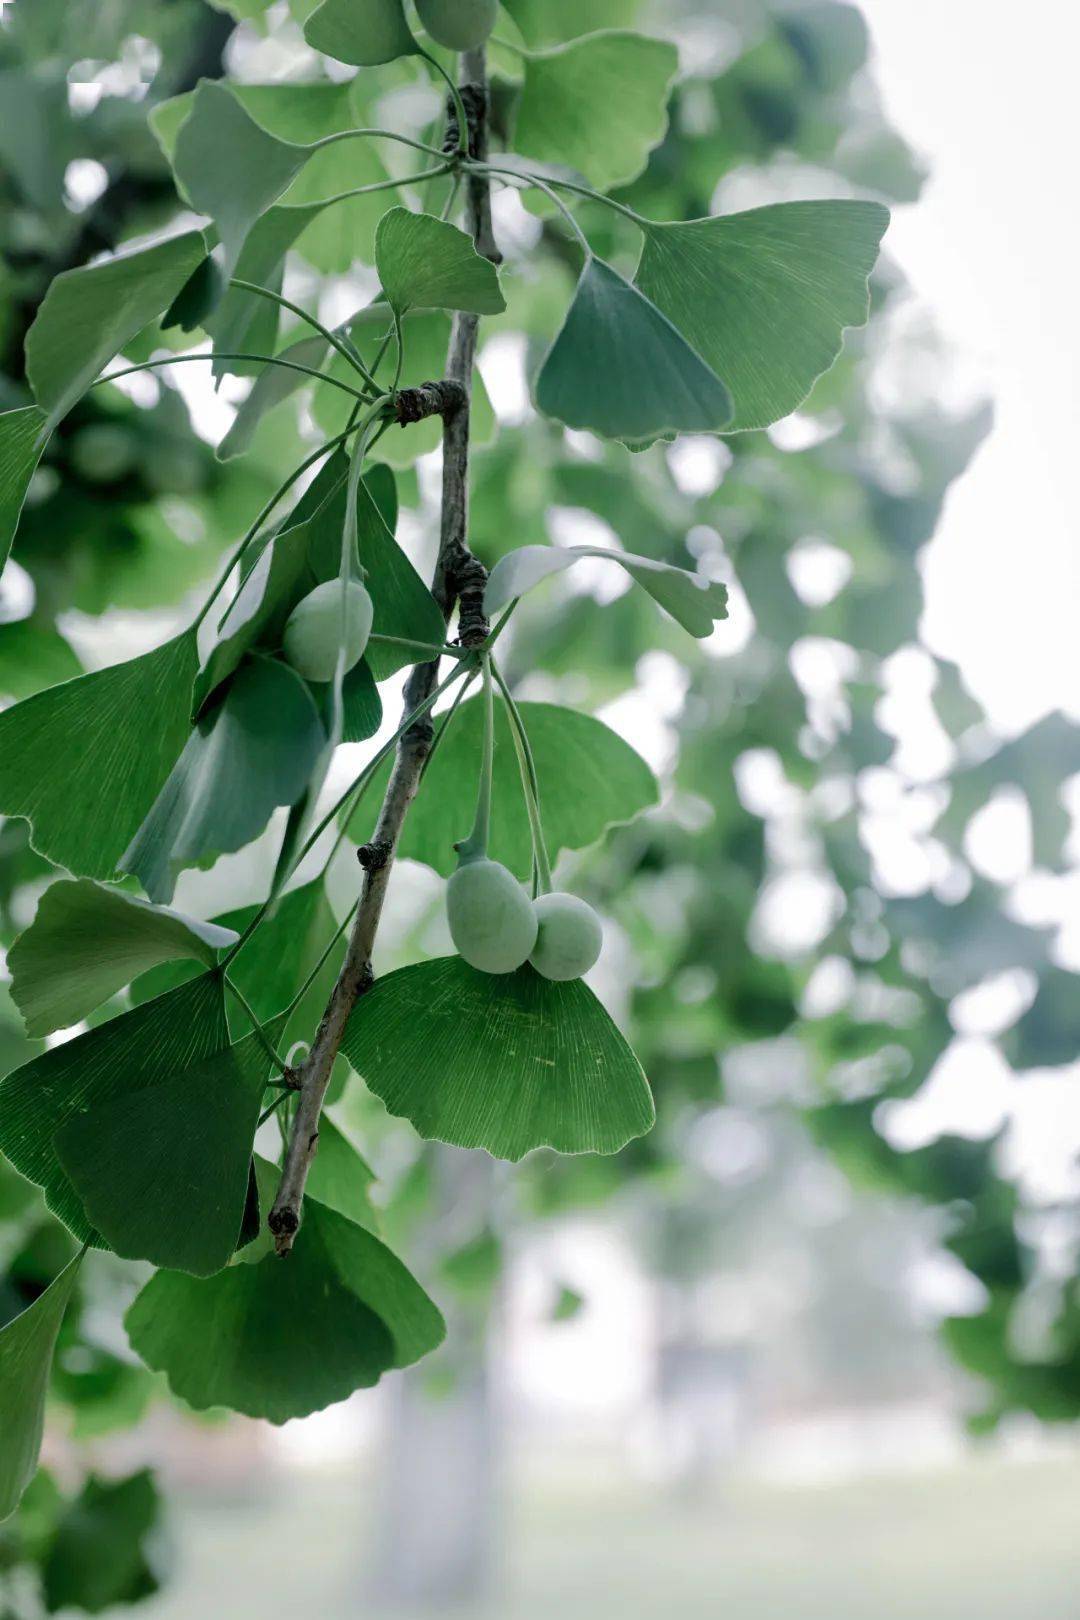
[[485, 543, 729, 636], [8, 879, 237, 1038], [535, 257, 733, 441], [304, 0, 417, 64], [348, 697, 657, 880], [54, 1028, 279, 1277], [502, 0, 641, 45], [0, 974, 229, 1244], [154, 80, 392, 335], [125, 1162, 443, 1422], [170, 82, 312, 280], [352, 474, 446, 682], [512, 30, 678, 192], [376, 208, 505, 318], [0, 631, 198, 881], [0, 1252, 83, 1522], [120, 656, 325, 905], [341, 957, 655, 1159], [634, 200, 890, 431], [24, 231, 206, 429], [1, 405, 48, 569]]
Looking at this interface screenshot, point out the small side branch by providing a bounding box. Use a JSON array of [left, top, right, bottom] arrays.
[[269, 48, 495, 1254]]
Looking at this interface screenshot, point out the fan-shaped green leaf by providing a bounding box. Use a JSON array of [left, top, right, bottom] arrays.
[[121, 656, 324, 904], [348, 696, 657, 879], [634, 200, 890, 431], [342, 957, 654, 1159], [170, 82, 312, 280], [535, 257, 733, 441], [0, 974, 228, 1243], [304, 0, 416, 64], [376, 208, 505, 318], [8, 879, 237, 1038], [502, 0, 641, 45], [0, 1252, 83, 1522], [125, 1163, 443, 1422], [0, 405, 48, 569], [0, 630, 198, 881], [54, 1028, 278, 1277], [513, 30, 677, 192], [485, 543, 729, 636], [25, 232, 205, 429]]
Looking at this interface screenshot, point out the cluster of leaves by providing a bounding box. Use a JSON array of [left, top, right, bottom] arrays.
[[0, 0, 1077, 1602], [0, 0, 896, 1530]]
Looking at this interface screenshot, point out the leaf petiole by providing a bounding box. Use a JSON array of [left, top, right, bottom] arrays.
[[456, 652, 494, 862], [97, 349, 371, 402], [491, 657, 553, 893]]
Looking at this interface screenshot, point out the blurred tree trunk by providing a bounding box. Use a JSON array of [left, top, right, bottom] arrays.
[[368, 1149, 500, 1610]]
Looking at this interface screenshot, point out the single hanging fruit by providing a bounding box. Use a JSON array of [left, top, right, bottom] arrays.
[[282, 579, 373, 684], [447, 857, 538, 974], [529, 892, 603, 982], [415, 0, 497, 51]]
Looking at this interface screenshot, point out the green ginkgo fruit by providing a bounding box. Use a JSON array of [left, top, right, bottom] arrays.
[[415, 0, 497, 51], [529, 892, 603, 981], [447, 857, 538, 974], [282, 580, 374, 684]]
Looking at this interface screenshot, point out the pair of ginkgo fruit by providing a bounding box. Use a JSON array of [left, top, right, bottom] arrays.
[[282, 581, 604, 983]]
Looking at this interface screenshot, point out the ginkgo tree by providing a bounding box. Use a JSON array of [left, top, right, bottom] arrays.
[[0, 0, 888, 1516]]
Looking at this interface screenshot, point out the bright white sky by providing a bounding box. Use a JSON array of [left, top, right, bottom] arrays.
[[860, 0, 1080, 732]]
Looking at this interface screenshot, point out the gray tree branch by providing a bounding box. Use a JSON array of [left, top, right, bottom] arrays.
[[269, 48, 496, 1253]]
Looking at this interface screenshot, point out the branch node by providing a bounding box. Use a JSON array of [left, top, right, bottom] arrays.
[[452, 551, 490, 648], [393, 378, 467, 426], [357, 840, 393, 873]]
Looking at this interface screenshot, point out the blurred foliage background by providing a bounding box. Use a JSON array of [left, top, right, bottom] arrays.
[[2, 0, 1079, 1613]]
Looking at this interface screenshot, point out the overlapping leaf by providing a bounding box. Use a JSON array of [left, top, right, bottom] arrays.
[[0, 1252, 83, 1522], [0, 631, 198, 881], [24, 232, 206, 428], [348, 696, 657, 879], [126, 1161, 443, 1422], [485, 543, 729, 636], [0, 974, 229, 1243], [535, 257, 733, 441], [342, 957, 655, 1159], [512, 30, 678, 192], [634, 200, 890, 431], [0, 405, 48, 568], [120, 655, 324, 904], [169, 83, 314, 280], [8, 879, 237, 1037], [304, 0, 417, 64], [54, 1027, 279, 1276]]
